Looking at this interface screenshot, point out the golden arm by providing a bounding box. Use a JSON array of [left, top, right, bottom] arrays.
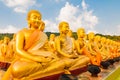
[[16, 31, 51, 63], [55, 38, 74, 58], [75, 41, 82, 54]]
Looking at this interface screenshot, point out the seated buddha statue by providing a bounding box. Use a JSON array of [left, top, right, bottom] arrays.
[[55, 21, 89, 70], [48, 34, 56, 53], [111, 41, 120, 58], [2, 10, 68, 80], [0, 40, 4, 59], [105, 39, 116, 65], [99, 37, 110, 61], [109, 40, 115, 59], [106, 39, 113, 58], [6, 34, 16, 62], [83, 32, 102, 66], [116, 42, 120, 57], [0, 36, 10, 61], [81, 32, 102, 77], [75, 28, 87, 55]]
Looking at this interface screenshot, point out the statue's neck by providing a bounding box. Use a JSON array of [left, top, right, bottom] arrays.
[[78, 37, 83, 41], [60, 33, 67, 38]]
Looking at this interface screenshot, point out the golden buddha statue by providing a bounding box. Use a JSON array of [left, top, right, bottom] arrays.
[[55, 21, 89, 70], [94, 35, 101, 52], [0, 40, 3, 60], [75, 28, 86, 54], [116, 42, 120, 57], [0, 36, 10, 61], [83, 32, 102, 66], [5, 34, 16, 62], [48, 34, 56, 53], [111, 41, 119, 58], [99, 37, 110, 60], [2, 10, 67, 80], [106, 39, 113, 58]]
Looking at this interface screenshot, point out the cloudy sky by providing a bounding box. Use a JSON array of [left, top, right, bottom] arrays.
[[0, 0, 120, 35]]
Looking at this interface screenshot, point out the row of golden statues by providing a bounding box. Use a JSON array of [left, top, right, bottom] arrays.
[[0, 35, 16, 62], [0, 10, 120, 80]]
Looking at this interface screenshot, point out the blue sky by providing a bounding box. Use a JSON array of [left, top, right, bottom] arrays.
[[0, 0, 120, 35]]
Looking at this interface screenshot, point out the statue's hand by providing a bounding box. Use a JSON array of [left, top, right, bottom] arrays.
[[35, 56, 52, 63], [70, 54, 78, 59], [44, 57, 53, 62]]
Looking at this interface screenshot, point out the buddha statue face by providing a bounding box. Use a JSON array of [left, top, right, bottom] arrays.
[[77, 28, 85, 38], [4, 37, 10, 44], [88, 32, 95, 40], [27, 10, 42, 29], [0, 40, 3, 44], [50, 34, 55, 41], [59, 22, 69, 34], [101, 37, 106, 43], [106, 39, 110, 45], [67, 30, 73, 37], [95, 35, 101, 42]]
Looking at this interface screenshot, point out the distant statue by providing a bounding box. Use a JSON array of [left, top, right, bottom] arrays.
[[6, 34, 16, 62], [83, 32, 102, 66], [48, 34, 56, 53], [82, 32, 101, 77], [0, 40, 3, 60], [0, 36, 10, 61], [75, 28, 87, 55], [99, 37, 110, 61]]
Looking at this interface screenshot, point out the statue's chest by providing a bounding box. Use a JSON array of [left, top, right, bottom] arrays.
[[60, 38, 67, 47], [79, 40, 85, 48], [24, 31, 33, 44]]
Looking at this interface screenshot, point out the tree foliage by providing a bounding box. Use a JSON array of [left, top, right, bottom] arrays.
[[0, 33, 120, 41]]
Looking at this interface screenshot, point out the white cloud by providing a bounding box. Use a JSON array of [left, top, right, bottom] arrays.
[[103, 25, 120, 35], [44, 20, 58, 32], [1, 0, 36, 13], [0, 25, 20, 33], [87, 29, 98, 34], [117, 25, 120, 31], [14, 7, 27, 13], [55, 0, 65, 2], [57, 2, 79, 22], [46, 0, 98, 33], [81, 0, 87, 10], [116, 25, 120, 35]]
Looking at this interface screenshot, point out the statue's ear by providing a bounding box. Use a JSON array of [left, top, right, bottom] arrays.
[[28, 20, 30, 23], [27, 20, 31, 28]]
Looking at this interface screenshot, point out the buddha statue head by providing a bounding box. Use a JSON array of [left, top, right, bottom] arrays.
[[94, 35, 101, 42], [0, 40, 3, 44], [101, 37, 106, 44], [77, 28, 86, 38], [3, 36, 10, 44], [27, 10, 42, 30], [88, 32, 95, 41], [106, 39, 111, 45], [58, 21, 69, 34], [49, 34, 56, 41]]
